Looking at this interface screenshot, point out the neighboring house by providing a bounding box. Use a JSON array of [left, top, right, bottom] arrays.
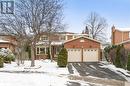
[[0, 35, 17, 53], [111, 26, 130, 50]]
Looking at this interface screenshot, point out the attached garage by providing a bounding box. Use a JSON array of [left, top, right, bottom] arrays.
[[83, 48, 99, 62], [64, 36, 101, 62], [67, 48, 81, 62]]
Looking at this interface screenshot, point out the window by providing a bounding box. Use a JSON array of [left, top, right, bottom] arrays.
[[40, 35, 48, 41], [73, 36, 77, 38], [36, 47, 46, 54], [37, 48, 39, 54], [40, 48, 45, 54], [60, 36, 66, 40], [1, 1, 14, 14]]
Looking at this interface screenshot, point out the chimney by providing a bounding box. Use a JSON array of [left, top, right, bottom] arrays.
[[111, 25, 115, 44]]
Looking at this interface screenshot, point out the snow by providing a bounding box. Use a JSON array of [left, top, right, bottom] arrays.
[[100, 62, 130, 82], [0, 73, 68, 86], [0, 48, 14, 57], [70, 63, 80, 76], [1, 60, 130, 86], [0, 60, 69, 86], [116, 28, 130, 31], [0, 60, 105, 86], [36, 41, 63, 45], [0, 39, 9, 43], [0, 60, 69, 75], [51, 41, 63, 45]]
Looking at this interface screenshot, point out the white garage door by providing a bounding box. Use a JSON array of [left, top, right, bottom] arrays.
[[67, 49, 81, 62], [83, 49, 99, 62]]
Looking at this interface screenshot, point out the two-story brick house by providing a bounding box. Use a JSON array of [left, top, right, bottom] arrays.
[[0, 32, 101, 62], [35, 32, 90, 59], [111, 26, 130, 50], [36, 32, 101, 62]]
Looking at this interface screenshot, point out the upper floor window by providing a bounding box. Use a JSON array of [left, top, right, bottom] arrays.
[[40, 35, 48, 41], [73, 35, 78, 39], [60, 36, 66, 40]]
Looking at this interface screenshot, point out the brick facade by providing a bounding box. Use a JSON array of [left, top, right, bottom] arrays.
[[111, 26, 130, 50], [64, 37, 101, 61], [123, 42, 130, 50], [64, 37, 100, 49], [112, 26, 130, 45], [0, 35, 17, 52]]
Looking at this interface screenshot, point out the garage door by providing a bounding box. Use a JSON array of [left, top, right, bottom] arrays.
[[83, 49, 99, 62], [67, 49, 81, 62], [67, 48, 99, 62]]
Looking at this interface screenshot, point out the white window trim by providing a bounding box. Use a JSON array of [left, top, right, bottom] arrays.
[[36, 46, 48, 55]]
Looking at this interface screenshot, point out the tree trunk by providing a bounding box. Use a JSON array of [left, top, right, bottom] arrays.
[[48, 34, 53, 62], [49, 42, 53, 62], [31, 45, 35, 67], [17, 52, 20, 66]]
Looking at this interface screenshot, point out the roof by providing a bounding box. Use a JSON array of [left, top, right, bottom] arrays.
[[64, 36, 101, 44], [36, 41, 63, 46], [0, 39, 10, 43], [58, 32, 76, 34], [116, 39, 130, 45], [115, 28, 130, 32], [51, 41, 63, 45]]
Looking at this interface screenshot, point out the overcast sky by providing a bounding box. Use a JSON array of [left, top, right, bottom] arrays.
[[63, 0, 130, 41]]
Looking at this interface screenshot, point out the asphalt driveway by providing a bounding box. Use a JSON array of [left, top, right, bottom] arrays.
[[67, 62, 126, 81]]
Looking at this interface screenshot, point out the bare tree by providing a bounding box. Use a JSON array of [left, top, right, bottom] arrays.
[[45, 13, 65, 62], [0, 0, 64, 66], [84, 12, 108, 42], [0, 14, 28, 65]]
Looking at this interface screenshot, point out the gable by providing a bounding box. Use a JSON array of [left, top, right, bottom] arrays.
[[64, 37, 100, 49]]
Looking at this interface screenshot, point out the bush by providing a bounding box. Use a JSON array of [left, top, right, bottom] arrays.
[[57, 48, 68, 67], [0, 56, 3, 68], [127, 53, 130, 71], [120, 47, 128, 69], [3, 54, 15, 63], [8, 54, 15, 62], [104, 45, 117, 62], [115, 45, 122, 68], [3, 56, 11, 63]]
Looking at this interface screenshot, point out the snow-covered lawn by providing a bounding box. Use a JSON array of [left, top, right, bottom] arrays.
[[0, 60, 100, 86], [0, 73, 68, 86], [0, 60, 68, 75]]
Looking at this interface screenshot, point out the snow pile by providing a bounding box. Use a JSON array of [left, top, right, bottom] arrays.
[[70, 63, 80, 76], [0, 39, 9, 43], [0, 48, 14, 57], [100, 63, 130, 82]]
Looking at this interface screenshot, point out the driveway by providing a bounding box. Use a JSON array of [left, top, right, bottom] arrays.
[[67, 62, 126, 81]]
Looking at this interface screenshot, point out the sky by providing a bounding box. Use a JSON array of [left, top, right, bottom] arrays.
[[63, 0, 130, 41]]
